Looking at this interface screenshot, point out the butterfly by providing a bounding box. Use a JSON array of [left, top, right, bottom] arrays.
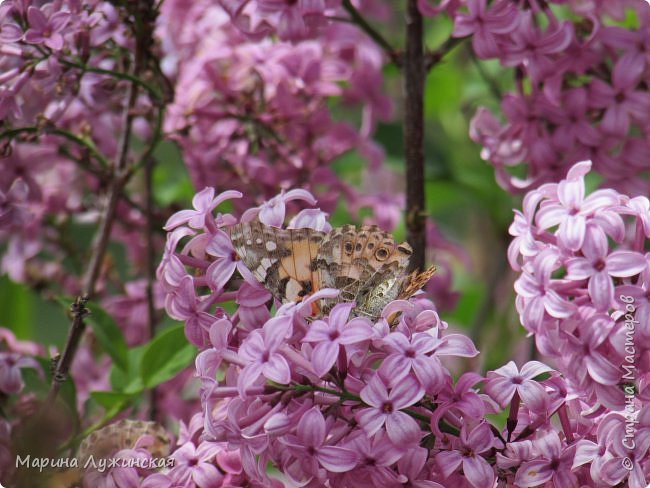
[[226, 221, 435, 319]]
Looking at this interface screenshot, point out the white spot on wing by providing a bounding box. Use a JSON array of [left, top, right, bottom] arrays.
[[266, 241, 277, 251], [286, 279, 302, 300]]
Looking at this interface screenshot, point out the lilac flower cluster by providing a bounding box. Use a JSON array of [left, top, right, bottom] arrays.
[[509, 160, 650, 485], [510, 160, 648, 407], [0, 328, 42, 478], [157, 187, 650, 487], [159, 0, 394, 220], [86, 413, 252, 488], [0, 0, 153, 288], [0, 0, 175, 418], [445, 0, 650, 196], [215, 0, 337, 41], [213, 0, 390, 42]]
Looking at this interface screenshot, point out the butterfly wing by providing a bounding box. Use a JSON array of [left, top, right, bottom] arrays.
[[228, 222, 434, 318], [316, 225, 413, 318], [227, 222, 325, 304]]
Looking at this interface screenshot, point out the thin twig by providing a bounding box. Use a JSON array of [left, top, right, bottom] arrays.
[[0, 126, 111, 168], [425, 36, 466, 71], [404, 0, 426, 272], [58, 58, 162, 101], [468, 46, 502, 100], [341, 0, 402, 67], [46, 1, 157, 408], [45, 297, 89, 405]]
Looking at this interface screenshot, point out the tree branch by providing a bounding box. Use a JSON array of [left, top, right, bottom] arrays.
[[404, 0, 426, 272], [0, 126, 111, 169], [44, 297, 89, 406], [46, 0, 158, 408], [341, 0, 402, 67], [58, 58, 163, 101], [425, 36, 466, 71]]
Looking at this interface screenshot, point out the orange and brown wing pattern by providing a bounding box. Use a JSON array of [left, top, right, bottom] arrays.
[[227, 222, 325, 304], [227, 222, 435, 320], [315, 225, 414, 316]]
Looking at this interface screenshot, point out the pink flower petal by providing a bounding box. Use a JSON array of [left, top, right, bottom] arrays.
[[262, 353, 291, 384], [436, 334, 479, 357], [544, 290, 575, 318], [436, 450, 463, 478], [517, 380, 548, 412], [317, 446, 358, 472], [612, 54, 644, 90], [559, 214, 586, 251], [588, 271, 613, 310], [536, 204, 566, 230], [386, 410, 421, 445], [298, 408, 326, 446], [355, 407, 385, 437], [463, 455, 496, 488], [557, 178, 584, 210], [27, 7, 47, 30], [360, 374, 388, 407], [520, 361, 553, 379], [565, 257, 594, 280], [389, 375, 424, 409], [515, 459, 554, 486], [606, 251, 647, 277], [485, 377, 516, 407], [585, 353, 620, 385], [311, 340, 339, 377]]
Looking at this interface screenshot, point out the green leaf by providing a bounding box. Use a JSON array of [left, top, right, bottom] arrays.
[[84, 302, 129, 372], [140, 324, 195, 388], [153, 140, 193, 206], [110, 345, 146, 393], [90, 391, 137, 410], [0, 275, 34, 340]]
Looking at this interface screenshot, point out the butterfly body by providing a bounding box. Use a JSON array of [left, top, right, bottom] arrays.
[[226, 222, 435, 319]]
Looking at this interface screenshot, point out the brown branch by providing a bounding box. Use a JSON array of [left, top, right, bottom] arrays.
[[404, 0, 426, 272], [45, 297, 89, 405], [425, 36, 466, 71], [46, 1, 157, 408], [341, 0, 402, 67]]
